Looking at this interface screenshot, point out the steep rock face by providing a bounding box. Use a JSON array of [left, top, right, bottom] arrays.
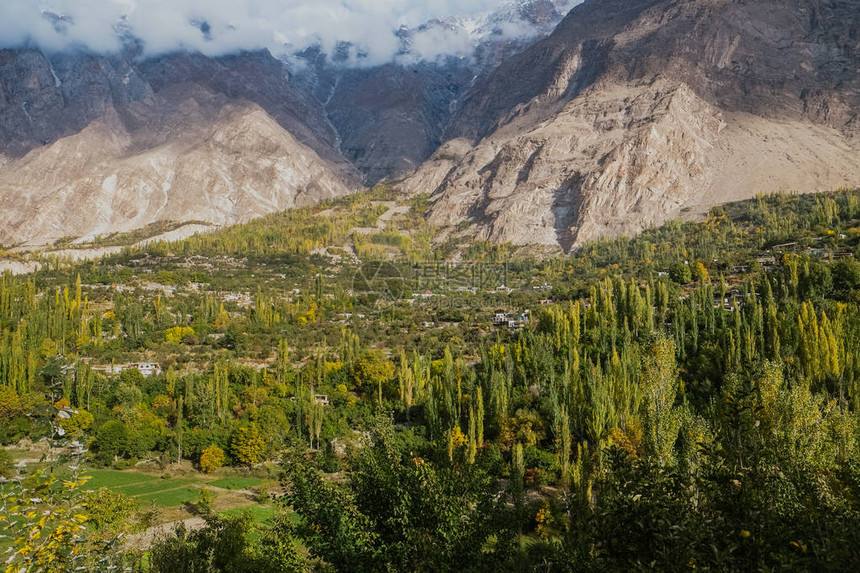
[[320, 62, 474, 183], [425, 82, 727, 249], [291, 0, 581, 184], [0, 49, 359, 247], [137, 51, 354, 176], [0, 48, 151, 157], [451, 0, 860, 138], [415, 0, 860, 250], [0, 84, 354, 247]]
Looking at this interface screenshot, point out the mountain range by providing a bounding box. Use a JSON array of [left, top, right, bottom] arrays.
[[0, 0, 858, 250]]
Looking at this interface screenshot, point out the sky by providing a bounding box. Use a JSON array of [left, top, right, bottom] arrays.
[[0, 0, 573, 65]]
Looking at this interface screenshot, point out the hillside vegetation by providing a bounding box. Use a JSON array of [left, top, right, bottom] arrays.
[[1, 189, 860, 571]]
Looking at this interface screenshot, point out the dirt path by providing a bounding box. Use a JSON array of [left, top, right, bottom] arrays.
[[378, 205, 410, 223], [354, 202, 408, 235], [342, 202, 411, 258], [125, 516, 207, 549], [0, 223, 216, 275], [123, 486, 258, 549], [128, 483, 196, 499]]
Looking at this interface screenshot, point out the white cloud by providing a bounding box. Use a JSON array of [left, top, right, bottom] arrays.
[[0, 0, 577, 65]]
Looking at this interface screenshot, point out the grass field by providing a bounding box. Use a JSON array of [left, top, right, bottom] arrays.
[[3, 462, 277, 552], [115, 478, 196, 497], [82, 469, 270, 510], [83, 471, 201, 507], [86, 469, 160, 489], [208, 477, 263, 490], [137, 487, 201, 507], [221, 504, 276, 524]]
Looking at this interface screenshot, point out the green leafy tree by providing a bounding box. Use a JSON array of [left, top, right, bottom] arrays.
[[351, 350, 395, 399], [231, 423, 267, 466], [283, 415, 514, 571], [669, 263, 692, 284], [93, 420, 129, 463]]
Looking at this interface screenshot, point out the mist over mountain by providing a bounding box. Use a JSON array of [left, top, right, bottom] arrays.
[[0, 0, 579, 65]]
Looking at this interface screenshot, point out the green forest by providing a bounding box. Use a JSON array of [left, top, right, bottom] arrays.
[[2, 189, 860, 571]]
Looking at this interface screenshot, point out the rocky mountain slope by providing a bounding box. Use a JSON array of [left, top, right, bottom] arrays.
[[0, 48, 359, 247], [0, 82, 352, 247], [0, 1, 575, 247], [292, 0, 580, 184], [408, 0, 860, 250], [2, 0, 858, 251]]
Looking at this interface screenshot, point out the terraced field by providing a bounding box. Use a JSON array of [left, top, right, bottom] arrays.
[[86, 470, 200, 507], [84, 469, 270, 511]]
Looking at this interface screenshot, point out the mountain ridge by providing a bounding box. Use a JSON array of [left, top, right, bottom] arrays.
[[2, 0, 859, 250], [407, 0, 860, 251], [0, 80, 355, 247]]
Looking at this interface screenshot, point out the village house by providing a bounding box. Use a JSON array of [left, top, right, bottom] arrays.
[[141, 282, 176, 295], [90, 361, 162, 377], [771, 242, 799, 252], [223, 292, 253, 307], [128, 362, 162, 377], [714, 289, 744, 311], [805, 247, 828, 257], [494, 309, 529, 329], [90, 363, 124, 375], [755, 254, 776, 267]]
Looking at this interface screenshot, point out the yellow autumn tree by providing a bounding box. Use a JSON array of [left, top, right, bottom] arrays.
[[200, 444, 225, 474], [231, 423, 267, 466], [692, 261, 709, 284], [0, 465, 127, 571], [165, 326, 195, 344]]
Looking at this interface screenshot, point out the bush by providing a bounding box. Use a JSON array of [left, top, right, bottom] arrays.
[[190, 487, 216, 516], [0, 449, 13, 478], [523, 445, 560, 486]]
